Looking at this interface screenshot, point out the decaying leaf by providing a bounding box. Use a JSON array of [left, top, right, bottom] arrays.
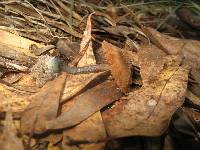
[[61, 71, 110, 102], [0, 111, 24, 150], [102, 66, 189, 137], [46, 81, 123, 130], [101, 41, 131, 93], [78, 12, 96, 67], [20, 73, 66, 134], [62, 112, 106, 144]]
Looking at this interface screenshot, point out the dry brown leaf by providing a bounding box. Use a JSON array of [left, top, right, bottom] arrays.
[[102, 66, 189, 137], [61, 71, 110, 102], [62, 112, 106, 143], [78, 12, 96, 67], [20, 73, 66, 134], [101, 41, 131, 93], [138, 44, 166, 84], [0, 111, 24, 150], [46, 81, 123, 130]]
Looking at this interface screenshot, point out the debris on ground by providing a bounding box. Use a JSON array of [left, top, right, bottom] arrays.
[[0, 0, 200, 150]]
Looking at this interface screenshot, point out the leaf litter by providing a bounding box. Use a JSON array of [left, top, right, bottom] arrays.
[[0, 1, 200, 149]]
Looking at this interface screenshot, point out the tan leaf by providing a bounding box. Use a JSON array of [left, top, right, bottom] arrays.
[[101, 41, 131, 93], [20, 73, 66, 134], [78, 12, 96, 67], [102, 66, 189, 137], [62, 112, 106, 143], [46, 81, 123, 130]]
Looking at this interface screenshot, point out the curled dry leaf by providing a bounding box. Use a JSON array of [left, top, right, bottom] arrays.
[[138, 44, 166, 84], [62, 112, 106, 144], [78, 12, 96, 67], [102, 66, 189, 137], [20, 73, 66, 134], [46, 81, 123, 130], [0, 111, 24, 150], [101, 41, 131, 93]]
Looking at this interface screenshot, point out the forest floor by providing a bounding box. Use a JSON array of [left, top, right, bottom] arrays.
[[0, 0, 200, 150]]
